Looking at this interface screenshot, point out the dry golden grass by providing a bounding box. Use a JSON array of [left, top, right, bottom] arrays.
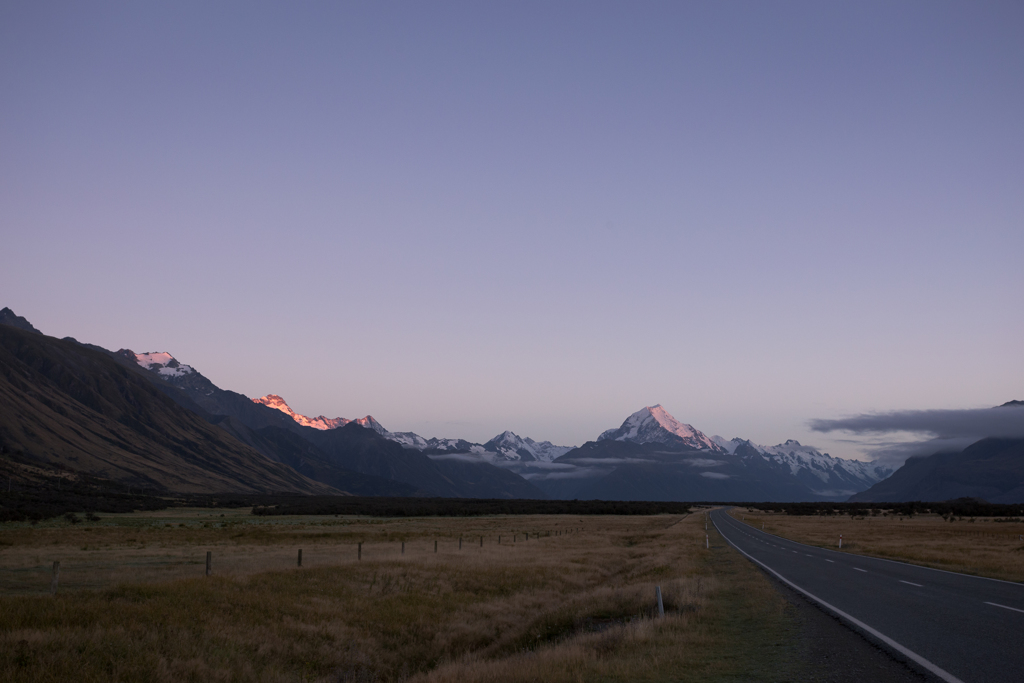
[[730, 507, 1024, 583], [1, 508, 811, 682]]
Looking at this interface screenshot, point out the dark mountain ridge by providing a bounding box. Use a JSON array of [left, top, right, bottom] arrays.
[[537, 438, 828, 502], [0, 323, 334, 494], [849, 436, 1024, 503], [103, 339, 545, 499]]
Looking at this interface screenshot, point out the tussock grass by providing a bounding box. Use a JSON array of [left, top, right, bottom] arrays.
[[733, 507, 1024, 582], [1, 508, 810, 681]]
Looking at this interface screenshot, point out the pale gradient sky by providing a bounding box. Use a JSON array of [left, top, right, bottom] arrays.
[[2, 2, 1022, 462]]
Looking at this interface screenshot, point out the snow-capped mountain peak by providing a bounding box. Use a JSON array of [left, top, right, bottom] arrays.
[[484, 431, 536, 461], [711, 435, 893, 497], [252, 394, 358, 431], [132, 351, 195, 378], [482, 430, 573, 462], [599, 405, 722, 452], [351, 415, 389, 436]]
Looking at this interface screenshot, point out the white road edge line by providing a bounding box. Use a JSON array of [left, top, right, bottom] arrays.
[[985, 601, 1024, 615], [712, 514, 966, 683], [900, 580, 923, 587], [825, 559, 835, 563]]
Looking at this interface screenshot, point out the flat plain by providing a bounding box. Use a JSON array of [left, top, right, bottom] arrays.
[[1, 507, 830, 682], [730, 507, 1024, 583]]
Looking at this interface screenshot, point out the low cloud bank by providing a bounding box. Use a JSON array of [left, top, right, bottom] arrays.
[[810, 405, 1024, 439], [810, 404, 1024, 469]]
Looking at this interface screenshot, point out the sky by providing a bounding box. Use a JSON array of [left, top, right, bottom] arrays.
[[2, 1, 1022, 463]]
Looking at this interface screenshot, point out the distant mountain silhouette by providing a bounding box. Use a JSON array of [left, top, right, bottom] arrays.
[[109, 342, 545, 499], [0, 307, 41, 334], [0, 324, 334, 494], [849, 437, 1024, 503]]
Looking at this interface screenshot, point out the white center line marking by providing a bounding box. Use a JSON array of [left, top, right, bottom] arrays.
[[715, 518, 966, 683], [805, 554, 813, 557], [854, 568, 867, 573], [900, 580, 923, 587], [825, 560, 834, 563], [985, 601, 1024, 614]]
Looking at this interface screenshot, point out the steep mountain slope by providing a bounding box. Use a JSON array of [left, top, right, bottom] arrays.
[[713, 437, 891, 498], [599, 405, 723, 452], [0, 307, 41, 334], [393, 433, 482, 454], [209, 416, 417, 497], [849, 437, 1024, 503], [531, 405, 890, 502], [0, 324, 334, 494], [541, 437, 817, 502], [252, 394, 388, 434], [110, 349, 305, 434], [113, 356, 544, 499], [482, 431, 572, 462], [429, 456, 547, 499], [242, 392, 570, 466]]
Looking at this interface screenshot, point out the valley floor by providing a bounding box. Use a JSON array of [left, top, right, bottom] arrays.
[[1, 508, 917, 682], [730, 508, 1024, 583]]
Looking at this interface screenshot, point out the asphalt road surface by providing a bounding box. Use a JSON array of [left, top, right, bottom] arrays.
[[710, 508, 1024, 683]]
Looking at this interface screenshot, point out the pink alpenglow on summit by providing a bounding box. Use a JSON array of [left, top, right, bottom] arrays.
[[599, 405, 723, 452], [252, 394, 388, 434], [253, 394, 350, 431]]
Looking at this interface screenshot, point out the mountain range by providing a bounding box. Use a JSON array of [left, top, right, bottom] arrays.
[[9, 305, 1016, 503]]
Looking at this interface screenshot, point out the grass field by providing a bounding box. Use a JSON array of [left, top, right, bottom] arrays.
[[730, 507, 1024, 583], [1, 507, 816, 682]]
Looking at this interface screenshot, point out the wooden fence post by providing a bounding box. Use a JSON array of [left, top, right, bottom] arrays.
[[50, 561, 60, 594], [206, 551, 212, 576], [401, 541, 405, 556]]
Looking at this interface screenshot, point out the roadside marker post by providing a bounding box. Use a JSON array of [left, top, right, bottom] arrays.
[[480, 536, 483, 548], [706, 535, 709, 549], [459, 537, 462, 550], [839, 535, 843, 549], [206, 551, 211, 576], [358, 542, 362, 561], [434, 540, 438, 553], [50, 561, 60, 594], [298, 549, 302, 567], [401, 542, 405, 556], [655, 586, 665, 618]]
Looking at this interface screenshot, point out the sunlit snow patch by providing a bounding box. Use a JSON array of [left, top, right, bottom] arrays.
[[134, 351, 195, 377]]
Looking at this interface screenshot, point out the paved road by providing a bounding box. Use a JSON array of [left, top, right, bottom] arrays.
[[710, 508, 1024, 683]]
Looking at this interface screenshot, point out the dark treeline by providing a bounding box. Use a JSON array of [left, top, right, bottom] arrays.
[[743, 499, 1024, 518], [251, 497, 695, 517], [0, 482, 262, 523], [8, 483, 1023, 523], [0, 485, 171, 522], [0, 485, 696, 522]]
